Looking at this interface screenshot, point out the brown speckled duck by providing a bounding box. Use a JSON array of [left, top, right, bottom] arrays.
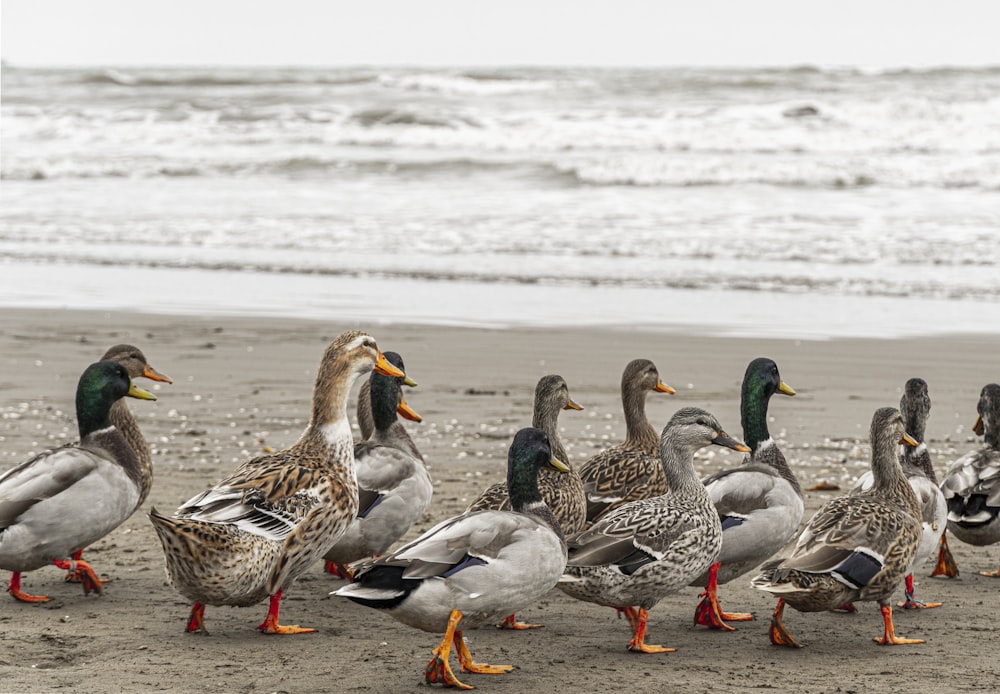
[[559, 408, 748, 653], [752, 407, 923, 648], [1, 361, 156, 602], [941, 383, 1000, 577], [65, 344, 172, 583], [149, 331, 405, 635], [465, 374, 585, 628], [577, 359, 674, 524]]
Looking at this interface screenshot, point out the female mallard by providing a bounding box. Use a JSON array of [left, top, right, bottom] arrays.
[[465, 374, 585, 629], [690, 357, 800, 630], [848, 378, 949, 608], [149, 331, 405, 635], [940, 383, 1000, 577], [66, 344, 172, 582], [559, 408, 749, 653], [577, 359, 675, 524], [323, 350, 431, 578], [333, 427, 569, 690], [752, 407, 923, 648], [1, 360, 156, 602]]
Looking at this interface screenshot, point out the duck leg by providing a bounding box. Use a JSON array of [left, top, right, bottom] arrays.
[[619, 605, 640, 632], [8, 571, 50, 603], [257, 590, 315, 634], [185, 603, 208, 634], [769, 598, 804, 648], [453, 627, 513, 675], [64, 549, 84, 582], [693, 562, 753, 630], [496, 612, 543, 629], [873, 604, 924, 645], [52, 558, 103, 595], [898, 573, 941, 609], [424, 609, 473, 690], [930, 532, 959, 577], [626, 608, 674, 653], [324, 561, 353, 579]]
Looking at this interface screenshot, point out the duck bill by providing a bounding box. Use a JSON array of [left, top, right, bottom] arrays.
[[549, 456, 570, 473], [973, 415, 984, 436], [901, 432, 920, 447], [142, 364, 173, 384], [396, 396, 422, 423], [654, 380, 677, 395], [402, 375, 418, 387], [778, 380, 796, 396], [374, 350, 406, 378], [712, 431, 751, 453], [127, 381, 157, 401], [563, 398, 584, 411]]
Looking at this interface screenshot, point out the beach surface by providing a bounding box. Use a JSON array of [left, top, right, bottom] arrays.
[[1, 307, 997, 693]]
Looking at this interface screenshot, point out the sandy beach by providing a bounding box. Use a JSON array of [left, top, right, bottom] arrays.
[[1, 307, 998, 693]]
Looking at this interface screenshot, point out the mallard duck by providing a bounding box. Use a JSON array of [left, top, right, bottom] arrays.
[[848, 378, 949, 608], [465, 374, 585, 629], [752, 407, 924, 648], [355, 353, 418, 442], [559, 407, 748, 653], [690, 357, 800, 630], [66, 344, 172, 582], [333, 427, 569, 690], [323, 350, 431, 577], [941, 383, 1000, 577], [1, 360, 156, 602], [577, 359, 675, 524], [149, 331, 405, 635]]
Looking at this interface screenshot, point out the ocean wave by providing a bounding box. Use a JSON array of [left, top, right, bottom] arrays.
[[75, 68, 380, 88], [376, 72, 564, 95]]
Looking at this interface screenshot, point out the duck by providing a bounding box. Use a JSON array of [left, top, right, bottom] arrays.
[[355, 353, 418, 443], [690, 357, 800, 631], [149, 331, 405, 635], [751, 407, 924, 648], [465, 374, 585, 629], [847, 378, 949, 608], [65, 344, 172, 582], [1, 360, 157, 602], [940, 383, 1000, 577], [323, 350, 431, 578], [577, 359, 675, 524], [333, 427, 569, 690], [559, 407, 749, 653]]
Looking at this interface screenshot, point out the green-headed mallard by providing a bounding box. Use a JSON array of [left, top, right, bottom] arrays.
[[752, 407, 923, 648], [465, 374, 584, 629], [941, 383, 1000, 577], [1, 360, 156, 602], [577, 359, 674, 524], [848, 378, 949, 608], [149, 331, 405, 635], [559, 407, 748, 653], [65, 344, 171, 582], [323, 350, 431, 577], [691, 357, 800, 630], [334, 427, 569, 690]]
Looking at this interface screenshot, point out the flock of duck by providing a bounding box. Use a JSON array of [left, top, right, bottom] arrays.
[[1, 330, 999, 689]]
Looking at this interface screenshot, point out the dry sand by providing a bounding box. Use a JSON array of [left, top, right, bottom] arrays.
[[1, 307, 998, 693]]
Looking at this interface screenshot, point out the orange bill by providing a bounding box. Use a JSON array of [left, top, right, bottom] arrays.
[[142, 364, 173, 384], [564, 398, 584, 411], [654, 380, 677, 394], [374, 350, 406, 378], [397, 396, 422, 422]]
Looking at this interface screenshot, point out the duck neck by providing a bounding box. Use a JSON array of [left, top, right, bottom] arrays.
[[76, 387, 114, 440], [509, 465, 564, 541], [532, 406, 570, 464], [740, 379, 772, 454], [871, 429, 919, 511], [623, 385, 657, 449], [109, 399, 151, 467], [369, 373, 400, 435], [658, 441, 702, 496], [301, 355, 364, 458]]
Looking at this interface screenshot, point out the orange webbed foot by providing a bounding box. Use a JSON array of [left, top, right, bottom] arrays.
[[873, 605, 924, 645], [930, 533, 960, 578], [52, 558, 104, 595], [257, 591, 316, 635], [8, 572, 50, 603], [769, 599, 804, 648], [496, 613, 543, 630]]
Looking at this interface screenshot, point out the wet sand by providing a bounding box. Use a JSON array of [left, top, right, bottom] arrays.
[[1, 308, 997, 693]]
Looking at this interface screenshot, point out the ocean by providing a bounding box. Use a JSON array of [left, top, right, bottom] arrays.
[[2, 65, 998, 338]]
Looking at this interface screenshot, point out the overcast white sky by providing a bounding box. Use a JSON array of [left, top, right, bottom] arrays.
[[2, 0, 998, 68]]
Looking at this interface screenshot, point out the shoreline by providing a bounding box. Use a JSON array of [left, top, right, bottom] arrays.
[[2, 260, 999, 340], [1, 307, 998, 693]]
